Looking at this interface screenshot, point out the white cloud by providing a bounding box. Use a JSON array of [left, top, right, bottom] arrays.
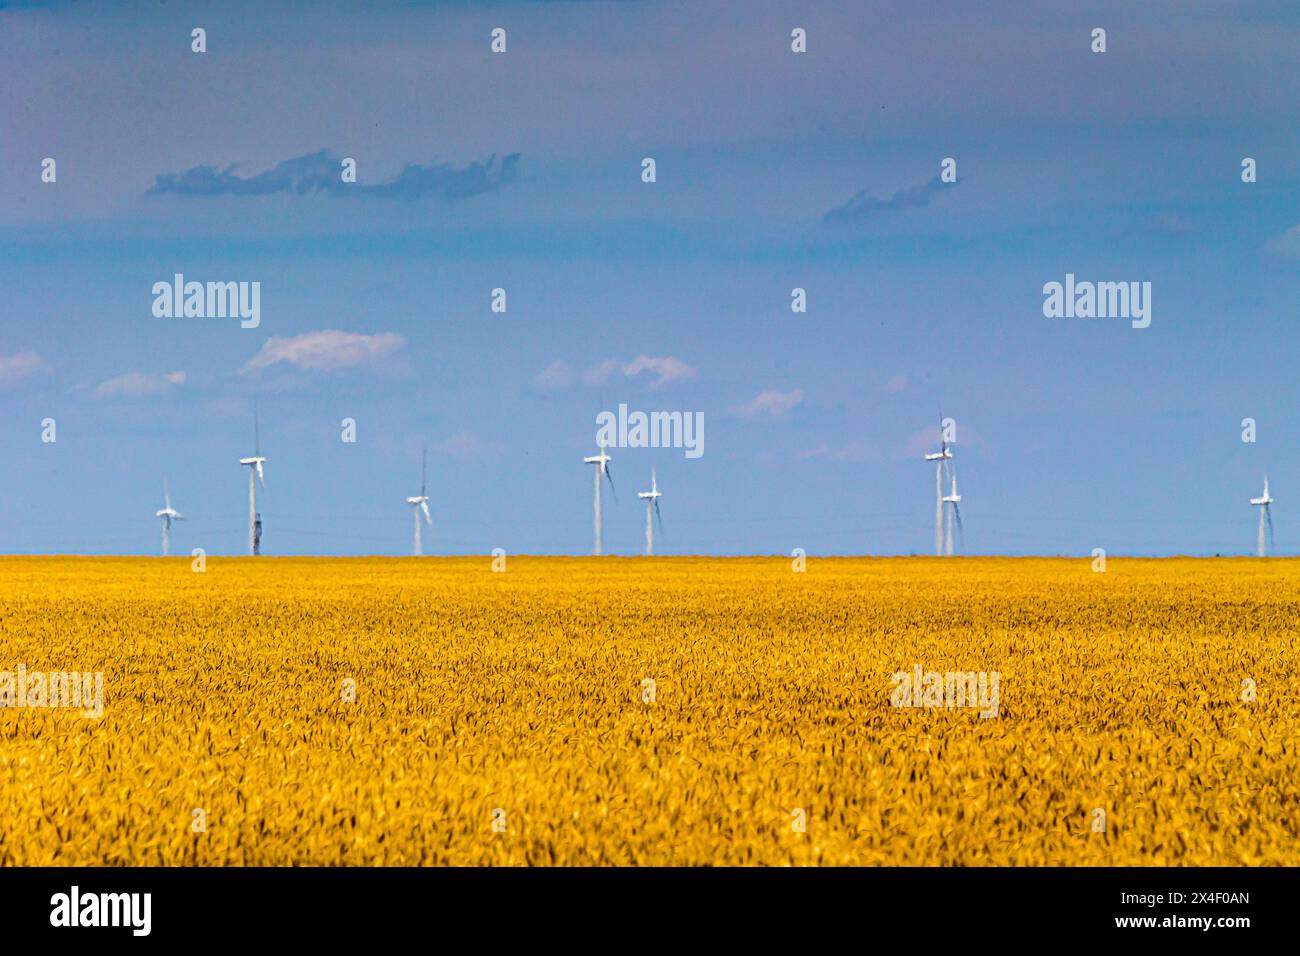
[[533, 360, 576, 388], [0, 351, 46, 388], [242, 330, 405, 373], [93, 370, 185, 399], [621, 354, 697, 386], [582, 355, 697, 387], [582, 358, 621, 386], [731, 388, 804, 419]]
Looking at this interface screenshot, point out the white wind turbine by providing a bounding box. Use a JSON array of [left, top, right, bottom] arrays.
[[155, 480, 184, 557], [942, 469, 962, 557], [1250, 476, 1274, 557], [238, 414, 266, 556], [923, 415, 952, 557], [583, 443, 616, 555], [637, 466, 664, 556], [406, 445, 432, 556]]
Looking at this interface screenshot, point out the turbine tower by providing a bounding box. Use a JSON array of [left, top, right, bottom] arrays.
[[583, 443, 616, 555], [406, 445, 432, 556], [923, 418, 952, 557], [942, 469, 962, 557], [155, 480, 184, 557], [1250, 476, 1274, 557], [238, 414, 266, 556], [637, 466, 664, 556]]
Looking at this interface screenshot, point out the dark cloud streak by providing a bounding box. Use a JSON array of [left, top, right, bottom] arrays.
[[823, 176, 952, 223], [148, 149, 520, 200]]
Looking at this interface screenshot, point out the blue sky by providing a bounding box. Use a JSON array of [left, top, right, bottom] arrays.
[[2, 0, 1299, 556]]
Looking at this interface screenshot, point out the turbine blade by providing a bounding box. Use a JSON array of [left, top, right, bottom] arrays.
[[421, 444, 428, 497], [604, 464, 618, 502], [1266, 505, 1275, 546], [421, 500, 431, 526], [654, 498, 664, 533], [256, 460, 265, 487]]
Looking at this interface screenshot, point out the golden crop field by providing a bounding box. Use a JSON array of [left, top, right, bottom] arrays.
[[1, 555, 1297, 866]]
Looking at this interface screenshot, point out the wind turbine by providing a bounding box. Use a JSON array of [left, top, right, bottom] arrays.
[[923, 415, 952, 557], [942, 469, 962, 557], [238, 414, 266, 556], [1250, 476, 1274, 557], [637, 466, 664, 556], [583, 443, 616, 555], [155, 480, 184, 557], [406, 445, 432, 556]]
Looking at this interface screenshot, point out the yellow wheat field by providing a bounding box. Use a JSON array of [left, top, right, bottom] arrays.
[[0, 556, 1297, 866]]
